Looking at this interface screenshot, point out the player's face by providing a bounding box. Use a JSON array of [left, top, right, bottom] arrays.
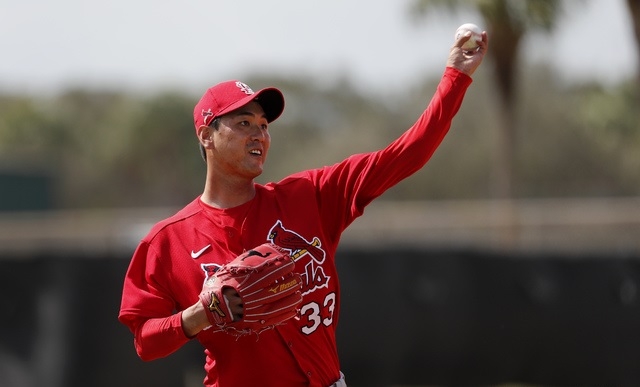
[[211, 101, 271, 179]]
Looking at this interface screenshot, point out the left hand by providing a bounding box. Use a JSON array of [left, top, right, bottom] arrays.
[[222, 288, 244, 321]]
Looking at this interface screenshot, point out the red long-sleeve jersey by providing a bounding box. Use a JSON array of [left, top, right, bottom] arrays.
[[119, 67, 472, 387]]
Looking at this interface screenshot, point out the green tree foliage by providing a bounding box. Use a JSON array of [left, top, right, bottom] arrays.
[[0, 63, 638, 209], [626, 0, 640, 88], [517, 66, 640, 197], [111, 92, 203, 207]]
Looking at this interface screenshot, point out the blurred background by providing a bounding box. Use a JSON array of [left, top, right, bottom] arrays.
[[1, 0, 639, 386]]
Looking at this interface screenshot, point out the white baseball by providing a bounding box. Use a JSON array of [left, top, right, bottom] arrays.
[[455, 23, 482, 50]]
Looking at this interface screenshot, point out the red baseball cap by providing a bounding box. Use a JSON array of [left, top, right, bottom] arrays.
[[193, 80, 285, 132]]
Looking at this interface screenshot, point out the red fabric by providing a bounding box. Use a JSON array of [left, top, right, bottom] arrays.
[[193, 80, 284, 128], [119, 67, 472, 387]]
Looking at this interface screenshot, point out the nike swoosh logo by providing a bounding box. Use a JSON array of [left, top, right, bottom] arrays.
[[191, 244, 211, 259]]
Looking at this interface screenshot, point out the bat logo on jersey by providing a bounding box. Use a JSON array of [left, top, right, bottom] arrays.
[[268, 221, 329, 296]]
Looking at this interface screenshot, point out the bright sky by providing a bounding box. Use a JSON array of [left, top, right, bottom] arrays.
[[0, 0, 635, 96]]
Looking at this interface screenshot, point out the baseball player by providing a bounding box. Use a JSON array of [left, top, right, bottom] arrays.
[[119, 30, 488, 387]]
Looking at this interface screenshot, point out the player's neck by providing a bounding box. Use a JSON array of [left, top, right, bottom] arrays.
[[201, 176, 256, 209]]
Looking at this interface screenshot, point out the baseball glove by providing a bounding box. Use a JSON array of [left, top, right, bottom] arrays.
[[199, 243, 302, 337]]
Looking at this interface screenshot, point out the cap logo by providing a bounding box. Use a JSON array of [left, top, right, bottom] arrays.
[[201, 108, 214, 125], [235, 81, 254, 95]]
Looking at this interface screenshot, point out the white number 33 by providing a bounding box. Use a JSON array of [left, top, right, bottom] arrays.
[[300, 292, 336, 335]]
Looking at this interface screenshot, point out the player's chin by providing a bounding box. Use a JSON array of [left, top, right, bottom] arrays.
[[244, 163, 265, 179]]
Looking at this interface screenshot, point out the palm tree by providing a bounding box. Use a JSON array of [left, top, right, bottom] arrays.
[[409, 0, 562, 199], [626, 0, 640, 93]]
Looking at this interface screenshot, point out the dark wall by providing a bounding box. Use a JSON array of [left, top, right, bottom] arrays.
[[0, 257, 202, 387], [336, 248, 640, 387], [1, 248, 639, 387]]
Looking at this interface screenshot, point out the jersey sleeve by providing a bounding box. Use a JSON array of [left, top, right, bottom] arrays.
[[313, 67, 473, 241], [118, 240, 190, 361]]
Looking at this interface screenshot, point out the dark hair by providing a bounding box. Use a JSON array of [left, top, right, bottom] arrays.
[[199, 117, 221, 162]]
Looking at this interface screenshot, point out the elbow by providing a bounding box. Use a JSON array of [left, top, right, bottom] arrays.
[[134, 338, 159, 362], [133, 337, 169, 362], [137, 352, 158, 362]]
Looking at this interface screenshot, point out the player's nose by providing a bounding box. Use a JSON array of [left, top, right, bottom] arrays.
[[250, 125, 269, 142]]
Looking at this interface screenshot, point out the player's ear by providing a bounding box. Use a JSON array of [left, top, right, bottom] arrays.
[[197, 125, 214, 148]]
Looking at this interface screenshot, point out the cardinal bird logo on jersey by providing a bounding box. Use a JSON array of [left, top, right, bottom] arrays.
[[268, 221, 326, 263], [200, 263, 223, 286], [268, 220, 329, 296]]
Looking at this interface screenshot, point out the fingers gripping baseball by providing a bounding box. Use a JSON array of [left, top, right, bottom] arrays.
[[446, 23, 488, 76], [199, 243, 303, 336]]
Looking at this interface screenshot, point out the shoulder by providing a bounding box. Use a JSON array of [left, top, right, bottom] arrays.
[[261, 170, 320, 196], [262, 155, 374, 193], [143, 198, 204, 243], [262, 171, 311, 189]]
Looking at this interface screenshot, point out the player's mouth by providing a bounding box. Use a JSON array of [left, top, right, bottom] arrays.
[[249, 149, 262, 156]]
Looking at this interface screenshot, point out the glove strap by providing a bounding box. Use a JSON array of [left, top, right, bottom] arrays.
[[200, 289, 232, 326]]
